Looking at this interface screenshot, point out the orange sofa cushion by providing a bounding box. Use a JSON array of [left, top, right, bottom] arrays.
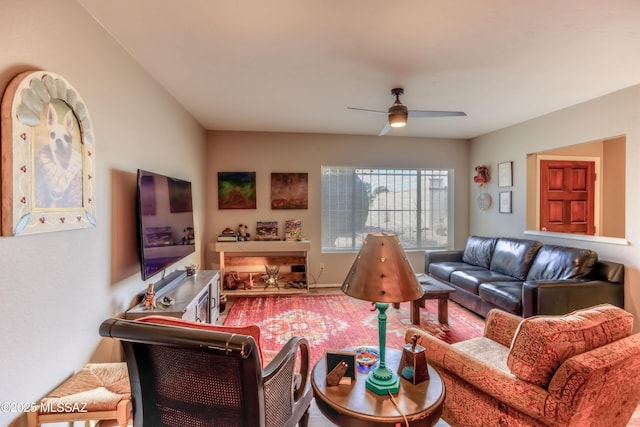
[[136, 316, 263, 367], [507, 304, 633, 387]]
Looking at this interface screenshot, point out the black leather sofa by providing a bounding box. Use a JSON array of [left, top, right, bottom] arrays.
[[425, 235, 625, 317]]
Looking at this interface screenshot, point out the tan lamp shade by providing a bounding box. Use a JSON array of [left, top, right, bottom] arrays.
[[342, 232, 422, 303]]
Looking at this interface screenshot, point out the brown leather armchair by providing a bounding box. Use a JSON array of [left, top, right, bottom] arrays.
[[99, 317, 312, 427]]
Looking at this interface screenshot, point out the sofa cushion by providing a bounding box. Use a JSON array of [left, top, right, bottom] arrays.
[[507, 304, 633, 387], [462, 236, 497, 269], [479, 282, 523, 314], [452, 337, 512, 375], [450, 270, 518, 295], [526, 245, 597, 281], [489, 238, 542, 280], [429, 262, 486, 282]]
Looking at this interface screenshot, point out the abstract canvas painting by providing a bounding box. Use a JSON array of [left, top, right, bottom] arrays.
[[218, 172, 256, 209], [271, 172, 308, 209]]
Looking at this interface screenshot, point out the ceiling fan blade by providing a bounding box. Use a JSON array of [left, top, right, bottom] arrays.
[[408, 110, 467, 118], [347, 107, 388, 115], [378, 122, 391, 136]]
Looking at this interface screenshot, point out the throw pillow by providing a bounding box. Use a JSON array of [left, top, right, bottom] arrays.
[[137, 315, 264, 367], [507, 304, 633, 388]]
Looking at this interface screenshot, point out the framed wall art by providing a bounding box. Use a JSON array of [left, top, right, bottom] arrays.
[[499, 191, 512, 214], [271, 172, 308, 209], [0, 71, 96, 236], [218, 172, 256, 209], [498, 161, 513, 187]]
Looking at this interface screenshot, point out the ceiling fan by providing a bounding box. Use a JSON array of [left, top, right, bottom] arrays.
[[348, 88, 466, 136]]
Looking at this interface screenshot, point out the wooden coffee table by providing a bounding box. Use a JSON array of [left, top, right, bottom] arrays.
[[411, 275, 456, 325], [311, 347, 444, 427]]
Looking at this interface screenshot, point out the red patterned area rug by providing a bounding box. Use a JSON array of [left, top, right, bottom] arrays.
[[224, 294, 484, 366]]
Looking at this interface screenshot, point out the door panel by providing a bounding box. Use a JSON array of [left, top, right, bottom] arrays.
[[540, 160, 595, 235]]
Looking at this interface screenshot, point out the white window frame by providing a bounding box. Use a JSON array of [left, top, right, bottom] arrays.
[[321, 166, 453, 252]]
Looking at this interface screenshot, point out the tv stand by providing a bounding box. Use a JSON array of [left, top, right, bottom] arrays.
[[126, 270, 220, 323]]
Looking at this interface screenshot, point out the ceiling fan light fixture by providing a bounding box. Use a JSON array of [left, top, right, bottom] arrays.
[[389, 111, 407, 127]]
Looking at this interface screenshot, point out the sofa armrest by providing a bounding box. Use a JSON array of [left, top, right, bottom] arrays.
[[483, 309, 523, 347], [405, 328, 552, 421], [424, 249, 464, 272], [548, 333, 640, 425], [522, 280, 624, 318]]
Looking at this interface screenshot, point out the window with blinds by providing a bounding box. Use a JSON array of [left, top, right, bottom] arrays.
[[321, 166, 453, 252]]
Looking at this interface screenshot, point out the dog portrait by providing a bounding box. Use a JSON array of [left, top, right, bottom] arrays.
[[33, 100, 83, 209], [1, 70, 96, 236]]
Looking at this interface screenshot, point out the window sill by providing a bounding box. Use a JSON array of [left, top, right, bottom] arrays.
[[523, 230, 629, 246]]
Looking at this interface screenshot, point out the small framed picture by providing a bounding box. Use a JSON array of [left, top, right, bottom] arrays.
[[498, 161, 513, 187], [255, 221, 279, 241], [325, 350, 356, 385], [499, 191, 512, 214]]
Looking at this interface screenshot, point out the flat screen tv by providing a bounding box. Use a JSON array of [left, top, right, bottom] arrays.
[[136, 169, 196, 281]]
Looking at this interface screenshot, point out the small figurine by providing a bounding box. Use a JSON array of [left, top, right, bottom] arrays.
[[225, 271, 241, 290], [263, 265, 281, 290], [182, 227, 195, 245], [236, 224, 251, 241], [185, 263, 198, 276], [245, 273, 254, 290], [219, 294, 227, 313], [326, 361, 349, 386], [143, 283, 156, 309]]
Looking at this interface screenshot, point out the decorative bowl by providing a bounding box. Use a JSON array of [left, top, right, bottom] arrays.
[[355, 347, 379, 368], [160, 296, 175, 306]]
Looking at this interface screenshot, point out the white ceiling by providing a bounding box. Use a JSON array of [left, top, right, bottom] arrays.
[[77, 0, 640, 139]]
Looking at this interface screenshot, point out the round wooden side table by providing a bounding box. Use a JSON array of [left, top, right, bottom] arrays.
[[311, 347, 445, 427]]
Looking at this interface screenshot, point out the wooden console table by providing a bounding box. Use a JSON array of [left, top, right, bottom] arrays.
[[214, 240, 311, 293]]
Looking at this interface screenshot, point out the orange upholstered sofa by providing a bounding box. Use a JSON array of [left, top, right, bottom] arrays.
[[406, 304, 640, 427]]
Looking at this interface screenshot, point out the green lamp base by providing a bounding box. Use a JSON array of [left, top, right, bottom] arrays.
[[366, 366, 400, 395]]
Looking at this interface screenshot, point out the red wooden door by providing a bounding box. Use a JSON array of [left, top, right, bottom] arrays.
[[540, 160, 595, 235]]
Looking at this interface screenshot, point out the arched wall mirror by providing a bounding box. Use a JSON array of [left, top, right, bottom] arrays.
[[526, 135, 626, 240]]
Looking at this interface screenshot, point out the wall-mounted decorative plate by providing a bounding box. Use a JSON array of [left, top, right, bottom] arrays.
[[477, 193, 492, 210]]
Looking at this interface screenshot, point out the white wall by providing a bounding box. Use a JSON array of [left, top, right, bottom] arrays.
[[469, 85, 640, 331], [0, 1, 206, 425], [205, 131, 470, 284]]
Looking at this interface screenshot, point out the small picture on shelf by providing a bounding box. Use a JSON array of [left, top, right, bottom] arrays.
[[255, 221, 279, 241], [284, 219, 302, 241]]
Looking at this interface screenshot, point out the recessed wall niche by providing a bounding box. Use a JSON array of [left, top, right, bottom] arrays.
[[526, 136, 625, 239]]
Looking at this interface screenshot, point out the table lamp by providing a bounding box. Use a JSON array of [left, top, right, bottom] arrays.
[[342, 232, 423, 395]]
